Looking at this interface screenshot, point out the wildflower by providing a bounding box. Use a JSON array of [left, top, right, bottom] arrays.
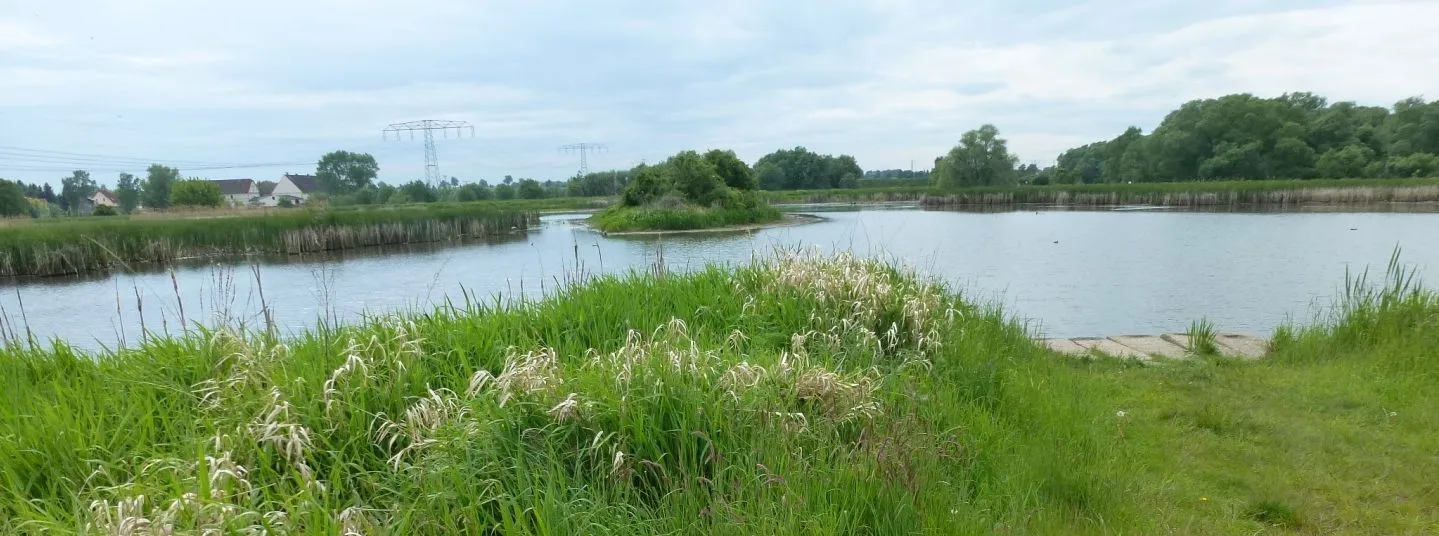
[[1116, 410, 1127, 418]]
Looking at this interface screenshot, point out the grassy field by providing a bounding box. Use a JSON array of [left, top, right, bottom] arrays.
[[589, 204, 783, 233], [765, 178, 1439, 208], [0, 203, 537, 278], [1, 250, 1434, 534]]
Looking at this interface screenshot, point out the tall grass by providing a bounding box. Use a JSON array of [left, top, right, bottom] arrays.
[[0, 204, 535, 277], [0, 251, 1136, 534], [590, 204, 784, 233], [764, 178, 1439, 208]]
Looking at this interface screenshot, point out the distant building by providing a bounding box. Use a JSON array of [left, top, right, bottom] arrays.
[[211, 179, 259, 207], [265, 174, 319, 205], [89, 189, 118, 208]]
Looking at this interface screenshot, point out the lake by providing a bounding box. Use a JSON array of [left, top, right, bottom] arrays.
[[4, 207, 1437, 350]]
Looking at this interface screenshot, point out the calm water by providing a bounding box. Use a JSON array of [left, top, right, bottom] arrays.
[[4, 208, 1438, 349]]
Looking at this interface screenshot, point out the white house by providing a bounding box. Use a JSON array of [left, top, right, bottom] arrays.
[[260, 174, 319, 206], [211, 179, 259, 207], [89, 189, 118, 208]]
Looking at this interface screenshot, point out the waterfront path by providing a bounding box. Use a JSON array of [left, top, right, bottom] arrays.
[[1039, 333, 1269, 361]]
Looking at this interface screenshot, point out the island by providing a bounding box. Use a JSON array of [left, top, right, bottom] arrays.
[[588, 149, 788, 234]]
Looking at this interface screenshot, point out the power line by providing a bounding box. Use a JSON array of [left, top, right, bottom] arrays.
[[0, 144, 264, 167], [559, 143, 607, 176], [383, 120, 474, 185]]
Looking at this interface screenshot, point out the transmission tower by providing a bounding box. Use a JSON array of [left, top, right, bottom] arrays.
[[560, 143, 606, 176], [384, 120, 474, 185]]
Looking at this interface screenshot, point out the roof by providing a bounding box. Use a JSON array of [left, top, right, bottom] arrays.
[[93, 189, 118, 203], [283, 174, 319, 193], [210, 179, 256, 195], [258, 181, 276, 196]]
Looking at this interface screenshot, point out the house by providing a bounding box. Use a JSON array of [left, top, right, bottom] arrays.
[[89, 189, 118, 208], [211, 179, 259, 207], [263, 173, 319, 206]]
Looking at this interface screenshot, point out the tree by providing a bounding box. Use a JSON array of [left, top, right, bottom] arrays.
[[0, 179, 28, 217], [753, 147, 864, 190], [115, 173, 141, 214], [665, 151, 726, 206], [517, 179, 547, 199], [704, 149, 757, 190], [315, 151, 379, 194], [143, 164, 180, 209], [494, 183, 516, 200], [61, 170, 98, 215], [621, 165, 670, 206], [933, 124, 1018, 188], [170, 179, 223, 207], [398, 180, 435, 203], [1316, 145, 1375, 178]]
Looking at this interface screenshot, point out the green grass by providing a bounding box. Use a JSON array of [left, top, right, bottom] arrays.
[[0, 203, 535, 277], [589, 204, 784, 233], [763, 177, 1439, 207], [2, 250, 1436, 534]]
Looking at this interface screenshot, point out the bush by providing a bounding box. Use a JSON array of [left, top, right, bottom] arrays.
[[92, 205, 117, 216], [169, 180, 223, 207], [277, 197, 294, 208]]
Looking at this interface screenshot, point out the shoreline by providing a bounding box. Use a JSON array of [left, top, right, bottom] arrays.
[[594, 212, 825, 236]]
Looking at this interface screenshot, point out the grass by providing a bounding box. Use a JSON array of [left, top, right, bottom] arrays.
[[1, 249, 1436, 534], [589, 204, 784, 233], [0, 203, 536, 277], [763, 177, 1439, 208], [1188, 318, 1219, 356]]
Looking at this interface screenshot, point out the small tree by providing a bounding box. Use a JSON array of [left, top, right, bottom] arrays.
[[92, 204, 117, 216], [170, 179, 224, 207], [60, 170, 98, 215], [0, 179, 28, 217], [115, 172, 141, 214], [704, 149, 757, 190], [143, 164, 180, 209], [517, 179, 547, 199]]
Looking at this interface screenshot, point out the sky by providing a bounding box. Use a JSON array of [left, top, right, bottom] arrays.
[[3, 0, 1439, 187]]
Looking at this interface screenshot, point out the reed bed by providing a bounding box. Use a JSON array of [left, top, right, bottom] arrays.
[[0, 204, 535, 277], [763, 178, 1439, 208], [2, 250, 1437, 533]]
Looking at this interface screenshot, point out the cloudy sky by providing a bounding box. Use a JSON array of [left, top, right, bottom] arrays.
[[3, 0, 1438, 187]]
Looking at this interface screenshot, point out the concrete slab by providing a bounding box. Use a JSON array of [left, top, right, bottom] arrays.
[[1160, 333, 1193, 350], [1042, 338, 1089, 356], [1072, 337, 1149, 360], [1109, 335, 1189, 359], [1215, 333, 1269, 360]]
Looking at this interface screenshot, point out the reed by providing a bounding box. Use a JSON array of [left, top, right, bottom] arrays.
[[0, 204, 535, 277], [762, 178, 1439, 208], [590, 204, 784, 233]]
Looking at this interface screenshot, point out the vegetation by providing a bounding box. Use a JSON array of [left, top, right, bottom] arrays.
[[315, 151, 379, 195], [762, 177, 1439, 208], [592, 149, 782, 233], [0, 203, 534, 277], [0, 180, 27, 217], [143, 164, 181, 210], [933, 124, 1020, 188], [755, 147, 863, 190], [1, 250, 1435, 533], [115, 172, 141, 214], [1048, 93, 1439, 184], [169, 179, 225, 208], [59, 170, 97, 215]]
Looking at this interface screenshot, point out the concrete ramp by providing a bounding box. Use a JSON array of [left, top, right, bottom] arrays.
[[1037, 332, 1270, 360]]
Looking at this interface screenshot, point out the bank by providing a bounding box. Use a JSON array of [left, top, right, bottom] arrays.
[[1, 250, 1434, 533]]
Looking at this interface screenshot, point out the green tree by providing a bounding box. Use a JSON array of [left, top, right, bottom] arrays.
[[703, 150, 756, 190], [621, 165, 670, 206], [315, 151, 379, 194], [115, 172, 141, 214], [933, 124, 1018, 188], [517, 179, 547, 199], [753, 147, 864, 190], [1266, 138, 1318, 179], [494, 183, 516, 200], [665, 150, 725, 206], [399, 180, 435, 203], [170, 179, 223, 207], [1316, 145, 1375, 178], [0, 179, 28, 217], [61, 170, 98, 215], [143, 164, 180, 209]]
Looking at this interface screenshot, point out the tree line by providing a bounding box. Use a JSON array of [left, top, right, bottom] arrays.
[[0, 164, 203, 217]]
